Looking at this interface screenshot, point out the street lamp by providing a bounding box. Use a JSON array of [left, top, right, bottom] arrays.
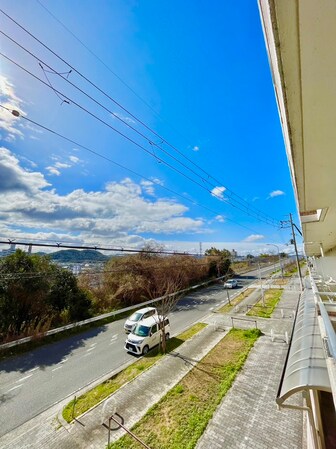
[[266, 243, 284, 280]]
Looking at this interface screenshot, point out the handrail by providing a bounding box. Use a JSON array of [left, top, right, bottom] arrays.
[[311, 277, 336, 359], [318, 302, 336, 358]]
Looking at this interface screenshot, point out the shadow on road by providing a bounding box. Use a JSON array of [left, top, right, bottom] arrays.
[[0, 325, 107, 374]]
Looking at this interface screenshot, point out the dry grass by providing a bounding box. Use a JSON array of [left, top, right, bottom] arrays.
[[108, 328, 261, 449], [217, 288, 255, 314]]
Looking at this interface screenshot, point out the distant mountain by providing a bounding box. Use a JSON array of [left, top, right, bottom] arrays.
[[49, 249, 109, 263]]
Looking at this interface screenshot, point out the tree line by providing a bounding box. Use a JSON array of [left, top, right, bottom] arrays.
[[0, 247, 232, 342]]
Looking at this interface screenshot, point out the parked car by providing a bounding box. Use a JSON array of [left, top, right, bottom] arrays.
[[125, 315, 170, 355], [224, 279, 238, 289], [123, 306, 157, 333]]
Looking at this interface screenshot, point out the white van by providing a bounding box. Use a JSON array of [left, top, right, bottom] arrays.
[[123, 306, 157, 333], [124, 315, 170, 355]]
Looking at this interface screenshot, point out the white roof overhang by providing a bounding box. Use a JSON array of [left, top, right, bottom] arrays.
[[259, 0, 336, 257]]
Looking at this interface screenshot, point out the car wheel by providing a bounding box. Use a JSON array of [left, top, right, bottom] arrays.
[[165, 333, 170, 340], [142, 345, 149, 355]]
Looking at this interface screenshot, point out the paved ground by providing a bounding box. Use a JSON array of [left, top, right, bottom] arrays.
[[0, 277, 304, 449], [196, 279, 303, 449]]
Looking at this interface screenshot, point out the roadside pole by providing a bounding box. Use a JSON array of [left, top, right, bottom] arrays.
[[289, 213, 304, 291], [258, 262, 265, 306]]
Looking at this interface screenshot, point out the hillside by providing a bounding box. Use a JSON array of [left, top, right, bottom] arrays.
[[49, 249, 109, 263]]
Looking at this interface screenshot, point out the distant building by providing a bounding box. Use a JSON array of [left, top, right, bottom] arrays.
[[231, 249, 238, 259], [0, 243, 16, 258]]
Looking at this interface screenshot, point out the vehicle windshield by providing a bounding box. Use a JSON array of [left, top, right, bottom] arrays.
[[128, 312, 143, 322], [226, 280, 234, 284], [133, 324, 150, 337]]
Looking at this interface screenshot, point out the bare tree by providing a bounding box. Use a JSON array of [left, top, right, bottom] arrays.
[[156, 278, 183, 353]]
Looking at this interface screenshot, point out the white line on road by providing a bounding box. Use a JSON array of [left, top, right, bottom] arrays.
[[209, 307, 214, 310], [27, 367, 39, 373], [6, 384, 23, 393], [86, 346, 96, 352], [16, 374, 33, 383], [51, 366, 63, 372]]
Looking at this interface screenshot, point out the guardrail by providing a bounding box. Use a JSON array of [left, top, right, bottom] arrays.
[[0, 261, 282, 351], [230, 317, 258, 329], [0, 275, 225, 351]]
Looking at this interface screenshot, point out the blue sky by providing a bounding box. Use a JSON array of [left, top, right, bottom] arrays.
[[0, 0, 300, 255]]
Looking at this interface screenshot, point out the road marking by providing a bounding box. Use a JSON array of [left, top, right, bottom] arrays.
[[86, 346, 95, 352], [61, 357, 68, 364], [209, 307, 214, 310], [16, 374, 33, 383], [6, 384, 23, 393], [28, 367, 39, 373], [52, 366, 63, 372], [110, 334, 118, 340], [90, 343, 97, 347]]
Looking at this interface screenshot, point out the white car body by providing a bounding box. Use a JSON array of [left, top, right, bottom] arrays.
[[125, 315, 170, 355], [123, 306, 157, 333], [224, 279, 238, 289]]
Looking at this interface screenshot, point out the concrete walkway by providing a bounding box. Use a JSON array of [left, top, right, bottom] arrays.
[[0, 323, 228, 449], [0, 279, 304, 449], [197, 280, 303, 449]]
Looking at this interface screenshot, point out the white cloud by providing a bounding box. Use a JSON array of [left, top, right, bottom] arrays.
[[211, 186, 226, 200], [55, 162, 71, 169], [112, 112, 136, 124], [0, 76, 25, 140], [69, 155, 80, 164], [244, 234, 265, 242], [46, 166, 61, 176], [0, 148, 205, 242], [268, 190, 285, 198], [215, 215, 225, 222], [0, 147, 50, 193], [192, 145, 200, 152], [141, 180, 155, 196]]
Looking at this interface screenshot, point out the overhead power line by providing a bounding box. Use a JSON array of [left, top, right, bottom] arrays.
[[2, 30, 280, 226], [35, 0, 193, 145], [0, 8, 280, 228], [0, 104, 260, 234], [0, 50, 278, 228], [0, 239, 232, 258]]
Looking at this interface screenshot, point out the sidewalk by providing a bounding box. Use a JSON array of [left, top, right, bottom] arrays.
[[0, 323, 228, 449], [0, 280, 304, 449], [197, 280, 303, 449]]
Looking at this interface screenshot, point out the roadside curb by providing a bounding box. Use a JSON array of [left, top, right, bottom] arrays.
[[58, 321, 210, 427]]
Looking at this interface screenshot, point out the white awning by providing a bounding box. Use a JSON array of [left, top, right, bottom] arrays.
[[277, 290, 331, 405]]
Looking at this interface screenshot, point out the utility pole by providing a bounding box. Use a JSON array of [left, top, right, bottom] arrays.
[[258, 262, 265, 306], [289, 213, 304, 291]]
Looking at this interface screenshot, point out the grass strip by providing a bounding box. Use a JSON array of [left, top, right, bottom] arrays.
[[217, 288, 255, 314], [62, 322, 207, 422], [108, 328, 261, 449], [246, 289, 282, 318]]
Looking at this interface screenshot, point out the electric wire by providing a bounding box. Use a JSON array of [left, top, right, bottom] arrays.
[[35, 0, 192, 144], [0, 103, 261, 234], [0, 8, 279, 227], [0, 50, 278, 229]]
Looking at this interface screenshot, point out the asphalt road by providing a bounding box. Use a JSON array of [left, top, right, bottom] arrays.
[[0, 263, 278, 437]]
